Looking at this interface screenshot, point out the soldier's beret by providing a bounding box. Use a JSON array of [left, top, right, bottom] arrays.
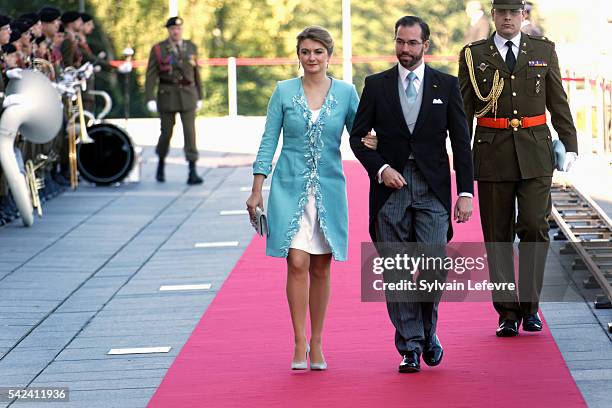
[[9, 29, 21, 43], [10, 21, 28, 35], [0, 15, 11, 27], [16, 18, 35, 31], [165, 16, 183, 28], [491, 0, 525, 9], [61, 11, 81, 24], [19, 12, 40, 23], [39, 7, 61, 23], [80, 13, 93, 23], [2, 43, 17, 55]]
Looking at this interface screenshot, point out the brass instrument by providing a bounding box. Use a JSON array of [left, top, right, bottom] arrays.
[[67, 87, 95, 189], [0, 70, 63, 226], [24, 153, 56, 217]]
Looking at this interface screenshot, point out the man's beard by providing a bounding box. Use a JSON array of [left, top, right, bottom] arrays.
[[397, 50, 424, 70]]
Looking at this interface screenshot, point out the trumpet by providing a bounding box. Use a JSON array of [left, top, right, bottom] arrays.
[[25, 153, 56, 218], [67, 88, 94, 189]]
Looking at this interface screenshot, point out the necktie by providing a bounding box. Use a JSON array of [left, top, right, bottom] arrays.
[[505, 40, 516, 72], [405, 71, 417, 105]]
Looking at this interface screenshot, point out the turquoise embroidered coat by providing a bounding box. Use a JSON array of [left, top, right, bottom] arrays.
[[253, 77, 359, 261]]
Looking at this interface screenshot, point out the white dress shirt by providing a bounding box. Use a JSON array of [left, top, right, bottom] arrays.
[[494, 31, 520, 61], [375, 62, 473, 198]]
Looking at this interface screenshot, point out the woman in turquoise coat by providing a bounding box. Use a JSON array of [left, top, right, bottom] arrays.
[[246, 26, 375, 371]]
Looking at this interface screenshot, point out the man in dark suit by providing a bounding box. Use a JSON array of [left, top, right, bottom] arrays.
[[350, 16, 474, 373]]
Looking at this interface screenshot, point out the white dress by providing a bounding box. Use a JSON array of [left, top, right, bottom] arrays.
[[289, 109, 333, 255]]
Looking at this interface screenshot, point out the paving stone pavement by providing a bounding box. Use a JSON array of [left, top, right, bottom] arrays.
[[0, 147, 610, 407]]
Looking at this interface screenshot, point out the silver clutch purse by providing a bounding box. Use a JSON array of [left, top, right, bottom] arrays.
[[253, 207, 269, 237]]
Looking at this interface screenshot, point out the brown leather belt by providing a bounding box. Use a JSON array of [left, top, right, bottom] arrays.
[[477, 114, 547, 130]]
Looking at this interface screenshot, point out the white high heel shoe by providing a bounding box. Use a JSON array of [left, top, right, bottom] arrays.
[[309, 348, 327, 371], [291, 344, 310, 370]]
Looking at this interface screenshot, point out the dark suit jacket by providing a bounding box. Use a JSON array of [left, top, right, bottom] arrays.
[[350, 64, 474, 243]]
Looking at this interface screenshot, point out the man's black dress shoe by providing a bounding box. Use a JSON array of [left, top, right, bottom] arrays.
[[423, 334, 443, 366], [522, 313, 543, 332], [398, 351, 420, 373], [496, 319, 519, 337]]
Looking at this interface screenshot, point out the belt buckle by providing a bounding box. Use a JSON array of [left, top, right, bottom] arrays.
[[509, 118, 522, 130]]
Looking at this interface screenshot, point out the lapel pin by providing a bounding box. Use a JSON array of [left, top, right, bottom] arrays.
[[521, 50, 527, 54], [478, 63, 488, 72]]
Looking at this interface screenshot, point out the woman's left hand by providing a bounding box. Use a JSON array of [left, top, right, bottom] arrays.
[[362, 132, 377, 150]]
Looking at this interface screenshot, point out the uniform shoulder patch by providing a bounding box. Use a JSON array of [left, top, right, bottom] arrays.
[[465, 38, 487, 48], [527, 34, 554, 45]]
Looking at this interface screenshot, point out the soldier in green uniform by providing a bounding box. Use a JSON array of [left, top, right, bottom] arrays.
[[458, 0, 578, 337], [144, 16, 203, 185]]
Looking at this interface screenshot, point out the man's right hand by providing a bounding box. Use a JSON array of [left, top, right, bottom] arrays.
[[381, 166, 407, 189], [147, 100, 157, 113]]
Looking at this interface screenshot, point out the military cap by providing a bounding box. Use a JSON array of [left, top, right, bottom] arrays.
[[16, 18, 35, 31], [165, 16, 183, 28], [0, 15, 10, 28], [61, 11, 81, 24], [80, 13, 93, 23], [8, 29, 21, 43], [19, 12, 40, 23], [2, 43, 17, 55], [10, 21, 28, 35], [524, 1, 534, 11], [491, 0, 526, 9], [39, 6, 61, 23]]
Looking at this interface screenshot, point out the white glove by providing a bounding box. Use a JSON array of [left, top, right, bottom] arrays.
[[6, 68, 23, 80], [2, 93, 26, 108], [117, 61, 132, 74], [196, 100, 203, 110], [147, 100, 157, 113], [562, 152, 578, 172]]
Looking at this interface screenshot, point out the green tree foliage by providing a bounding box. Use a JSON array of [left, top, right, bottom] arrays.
[[0, 0, 480, 117]]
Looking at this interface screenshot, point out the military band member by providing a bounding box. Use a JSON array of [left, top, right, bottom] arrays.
[[145, 16, 203, 185], [60, 11, 83, 68], [458, 0, 578, 337]]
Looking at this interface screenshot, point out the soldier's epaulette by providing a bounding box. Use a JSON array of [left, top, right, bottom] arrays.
[[465, 38, 487, 48], [527, 34, 554, 45]]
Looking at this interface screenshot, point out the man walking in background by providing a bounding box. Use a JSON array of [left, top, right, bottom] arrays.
[[145, 16, 203, 185]]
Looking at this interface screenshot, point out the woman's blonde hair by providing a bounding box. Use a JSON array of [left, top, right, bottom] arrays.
[[296, 26, 334, 56]]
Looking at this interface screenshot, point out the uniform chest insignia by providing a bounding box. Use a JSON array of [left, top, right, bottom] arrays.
[[529, 60, 548, 67], [478, 63, 488, 72]]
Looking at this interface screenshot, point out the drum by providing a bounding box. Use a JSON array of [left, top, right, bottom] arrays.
[[77, 123, 135, 185]]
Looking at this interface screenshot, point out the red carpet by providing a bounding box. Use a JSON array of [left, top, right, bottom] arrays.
[[148, 161, 586, 408]]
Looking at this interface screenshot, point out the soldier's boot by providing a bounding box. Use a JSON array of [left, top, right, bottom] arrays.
[[187, 161, 203, 185], [156, 158, 165, 182]]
